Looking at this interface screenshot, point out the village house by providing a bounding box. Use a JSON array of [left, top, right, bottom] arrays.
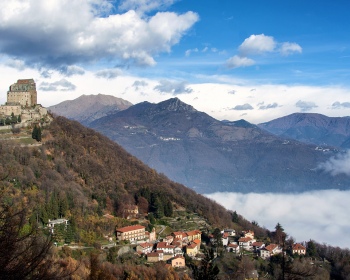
[[171, 256, 186, 268], [292, 243, 306, 255], [242, 230, 255, 239], [186, 242, 198, 257], [223, 228, 236, 237], [123, 205, 139, 219], [222, 232, 230, 246], [157, 242, 175, 255], [238, 236, 256, 251], [252, 241, 265, 252], [260, 244, 283, 259], [186, 230, 201, 242], [47, 218, 68, 233], [115, 225, 146, 242], [136, 242, 154, 255], [147, 251, 163, 262], [226, 243, 240, 254]]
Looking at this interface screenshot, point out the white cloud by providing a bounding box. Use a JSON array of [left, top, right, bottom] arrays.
[[39, 79, 76, 91], [154, 80, 193, 94], [95, 69, 123, 79], [332, 101, 350, 109], [280, 42, 302, 56], [226, 55, 255, 69], [239, 34, 276, 56], [0, 0, 198, 68], [318, 150, 350, 176], [296, 100, 318, 112], [118, 0, 176, 15], [185, 48, 199, 57], [259, 102, 279, 110], [231, 103, 254, 110], [5, 58, 26, 70], [206, 190, 350, 248]]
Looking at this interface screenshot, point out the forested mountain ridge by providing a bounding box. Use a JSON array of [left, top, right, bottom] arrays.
[[87, 98, 349, 193], [1, 116, 350, 279]]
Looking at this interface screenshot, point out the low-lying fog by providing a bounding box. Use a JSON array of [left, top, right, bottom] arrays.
[[206, 190, 350, 249]]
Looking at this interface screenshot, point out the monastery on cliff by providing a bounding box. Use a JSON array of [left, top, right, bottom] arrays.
[[0, 79, 48, 124]]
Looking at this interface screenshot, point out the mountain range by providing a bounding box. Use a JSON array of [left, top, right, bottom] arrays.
[[48, 95, 350, 194], [258, 113, 350, 148]]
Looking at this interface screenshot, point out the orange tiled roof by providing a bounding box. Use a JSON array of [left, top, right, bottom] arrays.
[[116, 225, 145, 233], [238, 237, 252, 242], [265, 244, 278, 252], [292, 243, 306, 250]]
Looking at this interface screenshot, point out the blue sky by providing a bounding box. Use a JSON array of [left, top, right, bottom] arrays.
[[0, 0, 350, 123]]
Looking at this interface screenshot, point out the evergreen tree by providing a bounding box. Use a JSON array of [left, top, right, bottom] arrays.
[[232, 211, 239, 223], [5, 117, 11, 125], [32, 125, 42, 142], [17, 115, 21, 123], [11, 112, 17, 124], [32, 125, 38, 140]]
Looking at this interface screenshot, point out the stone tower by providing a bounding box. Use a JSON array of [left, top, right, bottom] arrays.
[[7, 79, 37, 107]]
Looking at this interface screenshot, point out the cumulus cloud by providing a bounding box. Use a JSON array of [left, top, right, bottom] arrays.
[[318, 150, 350, 176], [239, 34, 276, 56], [226, 55, 255, 69], [0, 0, 198, 68], [227, 34, 302, 68], [206, 190, 350, 248], [295, 100, 318, 112], [259, 102, 279, 110], [132, 80, 148, 90], [280, 42, 302, 56], [231, 103, 254, 110], [95, 69, 123, 79], [331, 101, 350, 109], [39, 79, 76, 91], [118, 0, 176, 15], [154, 80, 193, 94]]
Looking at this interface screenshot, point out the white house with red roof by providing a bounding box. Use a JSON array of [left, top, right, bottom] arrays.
[[226, 243, 240, 254], [238, 237, 256, 251], [252, 241, 265, 252], [260, 244, 282, 259], [292, 243, 306, 255], [156, 242, 175, 255], [136, 242, 153, 255]]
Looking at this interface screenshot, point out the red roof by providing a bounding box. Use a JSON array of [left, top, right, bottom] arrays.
[[252, 242, 264, 247], [116, 225, 145, 233], [292, 243, 306, 250], [193, 239, 201, 244], [265, 244, 278, 252], [186, 230, 201, 236], [238, 237, 252, 242], [228, 243, 238, 248]]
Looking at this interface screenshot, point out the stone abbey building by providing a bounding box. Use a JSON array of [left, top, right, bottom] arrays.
[[7, 79, 37, 107], [0, 79, 48, 125]]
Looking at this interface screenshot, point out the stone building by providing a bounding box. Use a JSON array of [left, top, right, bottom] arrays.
[[7, 79, 37, 107]]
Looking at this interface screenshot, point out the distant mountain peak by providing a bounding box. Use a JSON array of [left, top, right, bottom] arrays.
[[157, 98, 196, 112]]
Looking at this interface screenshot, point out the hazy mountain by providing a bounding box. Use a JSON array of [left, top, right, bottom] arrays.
[[48, 94, 132, 125], [86, 98, 349, 193], [258, 113, 350, 149]]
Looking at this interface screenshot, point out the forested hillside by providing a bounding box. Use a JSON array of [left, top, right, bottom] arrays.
[[1, 116, 350, 279]]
